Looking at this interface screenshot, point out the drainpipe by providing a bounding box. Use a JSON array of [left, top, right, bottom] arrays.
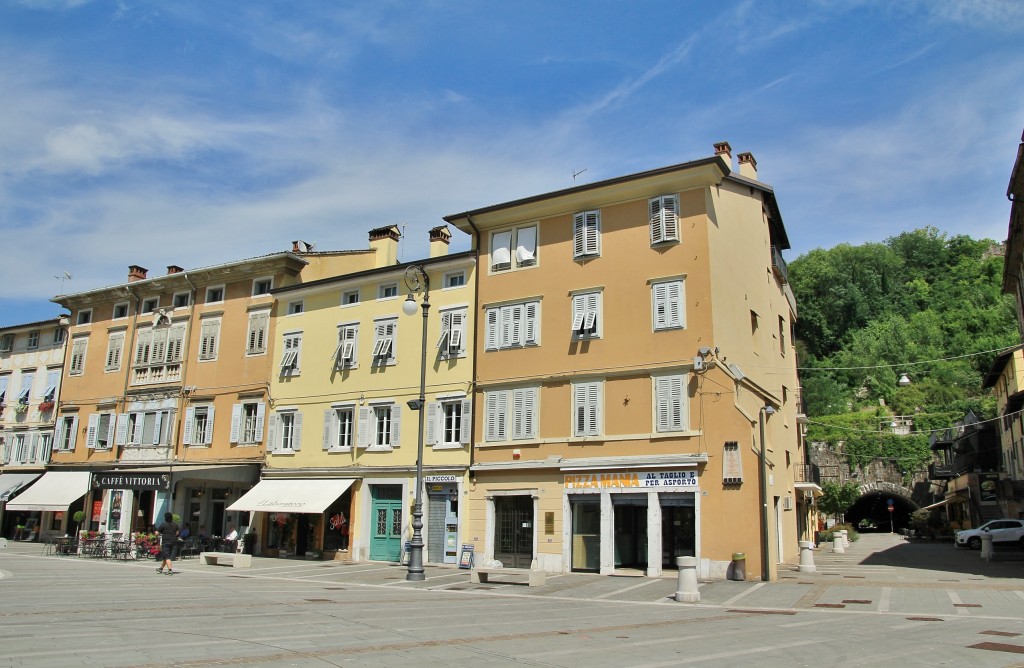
[[759, 405, 776, 581], [466, 215, 481, 478]]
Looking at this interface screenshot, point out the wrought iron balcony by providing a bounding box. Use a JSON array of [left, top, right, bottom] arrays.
[[771, 246, 789, 284], [794, 463, 820, 486]]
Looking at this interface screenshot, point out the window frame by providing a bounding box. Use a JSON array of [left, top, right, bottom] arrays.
[[484, 386, 538, 442], [651, 278, 685, 331], [246, 310, 270, 356], [572, 210, 601, 259], [378, 283, 399, 300], [252, 277, 274, 297], [436, 307, 467, 359], [484, 300, 540, 350], [230, 401, 267, 445], [357, 402, 402, 450], [573, 380, 603, 437], [334, 323, 359, 369], [113, 302, 130, 320], [69, 338, 88, 375], [76, 309, 93, 326], [426, 396, 472, 449], [653, 373, 689, 433], [183, 405, 214, 447], [286, 300, 304, 315], [571, 291, 602, 339], [649, 194, 680, 245], [443, 271, 466, 288], [489, 224, 538, 273], [172, 292, 191, 309], [341, 289, 360, 306], [27, 330, 39, 350], [105, 331, 125, 372], [198, 318, 221, 362], [141, 297, 160, 314], [323, 405, 356, 451], [371, 318, 397, 366], [205, 286, 225, 304], [279, 332, 302, 375]]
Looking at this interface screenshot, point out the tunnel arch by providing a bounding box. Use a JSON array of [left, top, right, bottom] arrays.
[[844, 481, 920, 532]]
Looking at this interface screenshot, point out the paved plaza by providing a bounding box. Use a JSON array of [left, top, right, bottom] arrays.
[[1, 533, 1023, 667]]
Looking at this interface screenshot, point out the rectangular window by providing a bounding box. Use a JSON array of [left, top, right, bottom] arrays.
[[372, 319, 396, 365], [342, 289, 360, 305], [571, 292, 601, 339], [43, 370, 59, 402], [86, 412, 115, 450], [37, 434, 51, 464], [323, 406, 355, 450], [779, 316, 787, 357], [121, 410, 173, 446], [76, 310, 92, 325], [206, 286, 224, 303], [273, 411, 301, 451], [378, 283, 398, 299], [573, 381, 602, 437], [333, 324, 359, 369], [280, 333, 302, 374], [252, 278, 273, 296], [113, 302, 130, 319], [199, 319, 221, 361], [57, 415, 79, 451], [484, 300, 540, 350], [184, 405, 215, 446], [27, 331, 39, 350], [490, 225, 538, 272], [246, 311, 270, 355], [53, 327, 66, 344], [652, 279, 685, 330], [173, 292, 190, 309], [134, 325, 186, 367], [231, 401, 266, 445], [654, 374, 688, 433], [17, 372, 34, 403], [444, 271, 466, 288], [0, 333, 13, 352], [437, 308, 467, 358], [573, 210, 600, 259], [426, 398, 472, 448], [484, 387, 538, 442], [105, 332, 125, 372], [287, 300, 304, 315], [0, 375, 8, 404], [649, 194, 680, 244], [357, 404, 402, 448], [70, 339, 88, 375], [141, 297, 159, 314]]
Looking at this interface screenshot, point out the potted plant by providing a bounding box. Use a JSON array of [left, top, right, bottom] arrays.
[[38, 400, 55, 412], [14, 402, 28, 415], [72, 510, 85, 535]]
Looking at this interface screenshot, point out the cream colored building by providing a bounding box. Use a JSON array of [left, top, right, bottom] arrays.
[[446, 143, 806, 579], [233, 226, 476, 563], [1, 318, 66, 540]]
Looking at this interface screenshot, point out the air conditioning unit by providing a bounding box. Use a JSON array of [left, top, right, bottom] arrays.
[[782, 496, 793, 510], [802, 489, 814, 501]]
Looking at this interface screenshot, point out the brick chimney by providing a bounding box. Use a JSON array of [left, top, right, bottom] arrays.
[[714, 141, 733, 170], [368, 225, 400, 268], [166, 265, 184, 275], [428, 225, 451, 258], [128, 265, 148, 282], [737, 152, 758, 180]]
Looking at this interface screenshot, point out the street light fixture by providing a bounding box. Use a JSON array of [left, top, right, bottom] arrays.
[[758, 404, 776, 582], [402, 265, 430, 581]]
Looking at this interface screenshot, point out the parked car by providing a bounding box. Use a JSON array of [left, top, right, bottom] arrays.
[[954, 519, 1024, 549]]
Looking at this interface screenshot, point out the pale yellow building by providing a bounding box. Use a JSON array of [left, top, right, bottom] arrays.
[[446, 143, 806, 579], [233, 226, 476, 563]]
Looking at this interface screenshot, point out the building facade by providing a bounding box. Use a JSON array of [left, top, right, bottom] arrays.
[[446, 143, 806, 579], [231, 226, 476, 563], [1, 318, 66, 540], [43, 245, 377, 543]]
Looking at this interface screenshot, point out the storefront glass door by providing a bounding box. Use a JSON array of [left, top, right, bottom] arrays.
[[494, 495, 533, 569], [570, 496, 600, 572]]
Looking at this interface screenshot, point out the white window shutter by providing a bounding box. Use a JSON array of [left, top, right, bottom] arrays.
[[357, 407, 371, 447], [267, 415, 279, 452], [663, 195, 679, 241], [485, 392, 500, 441], [115, 413, 130, 446], [292, 412, 303, 451], [204, 406, 215, 445], [390, 405, 401, 446], [653, 283, 668, 329], [425, 402, 439, 445], [85, 414, 98, 449], [254, 402, 266, 441], [68, 416, 79, 450], [485, 308, 498, 350], [573, 212, 586, 257], [229, 403, 241, 443], [183, 407, 195, 445], [650, 197, 664, 244], [524, 302, 538, 344], [323, 409, 334, 450], [587, 383, 600, 435], [152, 411, 163, 445], [436, 312, 451, 350], [460, 399, 472, 444], [53, 421, 64, 451], [666, 281, 683, 328]]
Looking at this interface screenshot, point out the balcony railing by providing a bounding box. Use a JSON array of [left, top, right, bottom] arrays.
[[132, 363, 182, 386], [771, 246, 789, 284], [794, 463, 820, 486]]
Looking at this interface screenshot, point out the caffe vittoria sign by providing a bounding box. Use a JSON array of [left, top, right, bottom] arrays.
[[92, 472, 171, 491]]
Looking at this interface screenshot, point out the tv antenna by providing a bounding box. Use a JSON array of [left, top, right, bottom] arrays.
[[572, 168, 588, 183], [55, 271, 72, 294]]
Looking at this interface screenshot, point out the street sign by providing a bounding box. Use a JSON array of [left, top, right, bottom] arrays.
[[888, 506, 894, 512]]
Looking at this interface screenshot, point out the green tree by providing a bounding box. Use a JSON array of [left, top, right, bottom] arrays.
[[818, 481, 861, 521]]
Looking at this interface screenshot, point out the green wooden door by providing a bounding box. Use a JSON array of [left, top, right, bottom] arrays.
[[369, 485, 403, 562]]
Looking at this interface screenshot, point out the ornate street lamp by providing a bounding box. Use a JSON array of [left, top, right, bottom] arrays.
[[402, 265, 430, 581]]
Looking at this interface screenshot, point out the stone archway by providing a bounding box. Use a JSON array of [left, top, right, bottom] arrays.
[[857, 481, 918, 508], [846, 481, 919, 532]]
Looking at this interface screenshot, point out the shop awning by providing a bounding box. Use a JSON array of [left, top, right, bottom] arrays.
[[0, 473, 41, 502], [5, 471, 91, 512], [226, 478, 355, 514], [921, 495, 967, 511]]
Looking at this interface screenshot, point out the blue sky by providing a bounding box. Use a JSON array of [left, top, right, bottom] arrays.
[[1, 0, 1022, 326]]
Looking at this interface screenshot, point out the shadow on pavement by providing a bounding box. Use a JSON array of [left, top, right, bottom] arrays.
[[859, 540, 1024, 579]]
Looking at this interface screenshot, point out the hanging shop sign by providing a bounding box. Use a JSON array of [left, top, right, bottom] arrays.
[[91, 472, 171, 491], [564, 470, 699, 490]]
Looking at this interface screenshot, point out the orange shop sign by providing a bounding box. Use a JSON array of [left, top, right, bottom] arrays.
[[564, 470, 698, 489]]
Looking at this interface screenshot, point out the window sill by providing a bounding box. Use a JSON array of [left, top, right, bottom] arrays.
[[433, 443, 465, 450], [365, 446, 395, 453], [327, 447, 353, 453], [233, 442, 261, 448], [272, 449, 297, 456], [186, 444, 211, 448]]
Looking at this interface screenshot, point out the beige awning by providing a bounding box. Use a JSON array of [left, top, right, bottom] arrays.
[[5, 471, 91, 512], [0, 473, 41, 502], [921, 495, 966, 511], [226, 478, 355, 514]]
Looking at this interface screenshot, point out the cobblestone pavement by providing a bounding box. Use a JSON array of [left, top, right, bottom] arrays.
[[1, 534, 1023, 667]]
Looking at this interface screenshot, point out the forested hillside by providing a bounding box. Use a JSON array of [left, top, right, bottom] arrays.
[[789, 227, 1018, 472]]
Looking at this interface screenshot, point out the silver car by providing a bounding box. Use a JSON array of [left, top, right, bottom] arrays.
[[954, 518, 1024, 549]]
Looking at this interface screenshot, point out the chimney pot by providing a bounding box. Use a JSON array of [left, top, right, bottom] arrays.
[[714, 141, 733, 169], [166, 265, 184, 275], [737, 152, 758, 179], [128, 265, 149, 282], [428, 225, 451, 258], [368, 225, 401, 267]]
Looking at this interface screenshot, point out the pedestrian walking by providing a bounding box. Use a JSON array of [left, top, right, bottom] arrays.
[[156, 512, 179, 575]]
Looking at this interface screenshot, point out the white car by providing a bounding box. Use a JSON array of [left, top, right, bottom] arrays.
[[954, 519, 1024, 549]]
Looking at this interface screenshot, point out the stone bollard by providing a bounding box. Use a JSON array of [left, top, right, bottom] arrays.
[[839, 529, 850, 548], [798, 540, 816, 573], [980, 533, 994, 561], [832, 535, 845, 554], [0, 538, 7, 549], [675, 556, 700, 602]]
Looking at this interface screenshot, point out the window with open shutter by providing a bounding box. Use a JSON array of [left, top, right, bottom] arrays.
[[334, 325, 358, 368], [571, 293, 600, 338], [372, 320, 395, 364], [491, 230, 513, 271], [573, 210, 600, 258], [649, 195, 679, 245], [280, 333, 301, 374]]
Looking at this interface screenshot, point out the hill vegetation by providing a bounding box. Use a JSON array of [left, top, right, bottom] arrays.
[[789, 227, 1018, 474]]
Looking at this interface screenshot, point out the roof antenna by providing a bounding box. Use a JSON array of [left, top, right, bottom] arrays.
[[54, 271, 72, 294], [399, 223, 407, 262], [573, 168, 588, 183]]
